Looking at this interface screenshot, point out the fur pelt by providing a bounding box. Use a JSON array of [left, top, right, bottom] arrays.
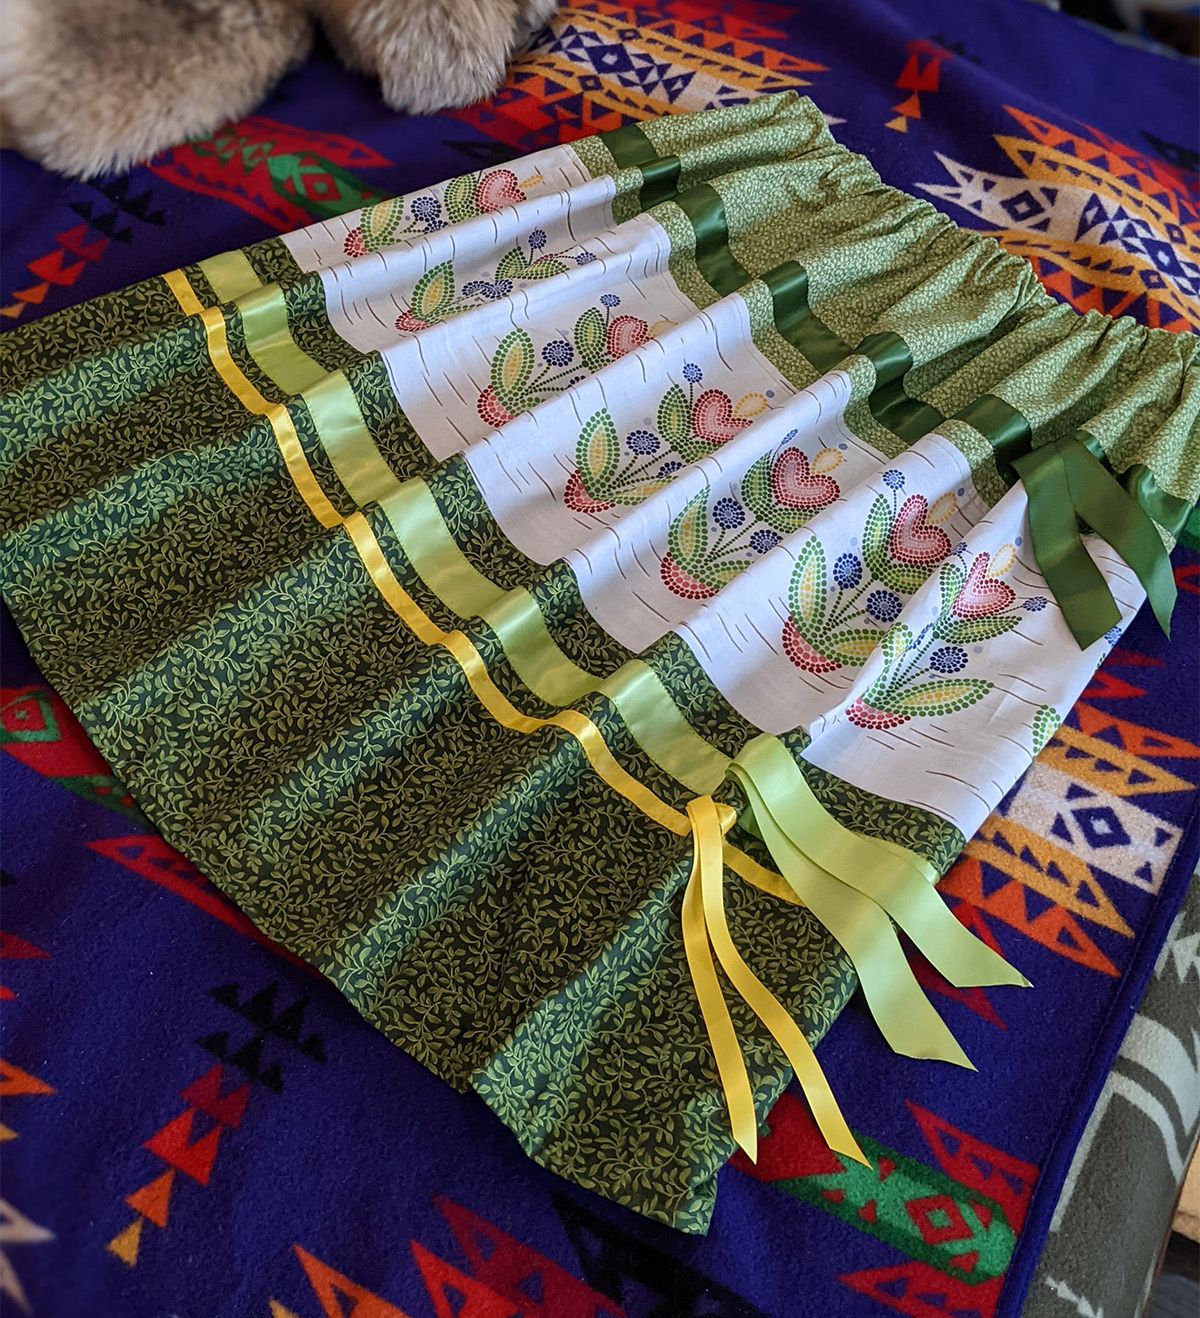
[[0, 0, 559, 179]]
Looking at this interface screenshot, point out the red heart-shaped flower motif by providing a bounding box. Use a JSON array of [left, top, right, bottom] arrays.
[[606, 315, 648, 360], [770, 448, 840, 511], [343, 227, 367, 258], [888, 495, 953, 566], [846, 697, 910, 729], [953, 552, 1015, 618], [476, 385, 516, 429], [475, 169, 526, 213], [691, 390, 751, 445]]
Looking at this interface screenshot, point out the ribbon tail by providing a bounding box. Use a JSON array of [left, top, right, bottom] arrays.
[[1015, 442, 1121, 650], [1063, 440, 1176, 640], [729, 766, 974, 1070], [689, 797, 868, 1167], [735, 737, 1026, 990], [681, 815, 759, 1162], [680, 822, 754, 1165]]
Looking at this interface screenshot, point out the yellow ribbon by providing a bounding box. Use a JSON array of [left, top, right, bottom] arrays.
[[681, 795, 867, 1166]]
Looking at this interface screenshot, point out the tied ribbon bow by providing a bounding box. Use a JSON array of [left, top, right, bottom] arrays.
[[683, 736, 1028, 1166], [1013, 433, 1177, 650]]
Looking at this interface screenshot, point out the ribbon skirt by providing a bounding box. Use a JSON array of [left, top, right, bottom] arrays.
[[2, 95, 1195, 1231]]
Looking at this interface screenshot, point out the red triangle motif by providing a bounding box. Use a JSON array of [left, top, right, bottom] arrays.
[[144, 1108, 222, 1185], [181, 1065, 251, 1128], [435, 1196, 624, 1317], [411, 1242, 521, 1318]]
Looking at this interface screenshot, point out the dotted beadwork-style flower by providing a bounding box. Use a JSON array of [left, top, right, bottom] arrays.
[[683, 362, 703, 383], [542, 340, 573, 366], [930, 646, 968, 673], [750, 529, 781, 554], [528, 228, 547, 249], [883, 469, 905, 490], [866, 588, 902, 622], [713, 497, 745, 530], [1023, 596, 1048, 612], [833, 552, 862, 589], [574, 251, 597, 265], [658, 459, 684, 477], [626, 429, 660, 455], [600, 293, 621, 307], [411, 196, 440, 221]]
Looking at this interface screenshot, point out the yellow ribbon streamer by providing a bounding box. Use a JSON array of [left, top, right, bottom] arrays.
[[682, 795, 867, 1166]]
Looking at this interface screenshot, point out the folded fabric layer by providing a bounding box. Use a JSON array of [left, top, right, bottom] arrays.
[[2, 94, 1196, 1231]]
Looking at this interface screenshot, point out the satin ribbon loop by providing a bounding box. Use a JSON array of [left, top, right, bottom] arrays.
[[682, 794, 867, 1167], [1013, 433, 1177, 650]]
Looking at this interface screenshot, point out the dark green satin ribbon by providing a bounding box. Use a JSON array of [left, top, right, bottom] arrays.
[[1014, 433, 1176, 649], [602, 123, 681, 209], [597, 121, 1189, 647]]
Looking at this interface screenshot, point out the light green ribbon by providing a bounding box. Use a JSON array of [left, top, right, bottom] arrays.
[[727, 735, 1029, 1067], [1014, 433, 1177, 650]]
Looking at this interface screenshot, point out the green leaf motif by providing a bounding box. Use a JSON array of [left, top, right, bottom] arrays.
[[740, 453, 774, 522], [574, 307, 608, 371], [877, 622, 913, 675], [669, 492, 709, 567], [444, 173, 480, 223], [360, 198, 405, 251], [933, 613, 1020, 645], [411, 262, 455, 321], [939, 561, 965, 615], [523, 256, 568, 281], [495, 248, 532, 281], [491, 329, 534, 403], [612, 477, 671, 507], [877, 558, 934, 597], [657, 384, 690, 447], [862, 495, 893, 583], [576, 410, 620, 498], [886, 678, 993, 719], [1031, 704, 1060, 756], [826, 627, 882, 666], [704, 555, 750, 590], [787, 538, 827, 630]]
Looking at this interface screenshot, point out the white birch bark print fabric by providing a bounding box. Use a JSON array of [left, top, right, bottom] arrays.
[[2, 94, 1196, 1230]]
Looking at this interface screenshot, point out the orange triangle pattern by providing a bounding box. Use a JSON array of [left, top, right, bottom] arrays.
[[965, 821, 1133, 938], [125, 1170, 175, 1229], [294, 1245, 413, 1318], [941, 856, 1119, 977], [0, 1058, 54, 1099]]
